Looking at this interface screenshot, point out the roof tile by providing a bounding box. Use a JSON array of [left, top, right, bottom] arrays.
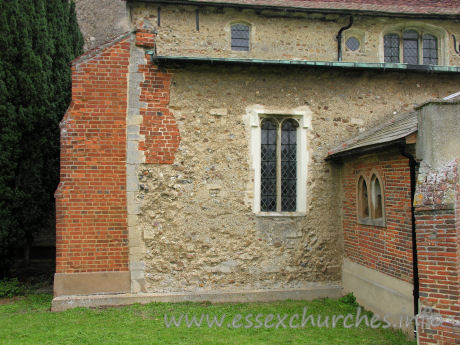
[[326, 111, 418, 159], [145, 0, 460, 15]]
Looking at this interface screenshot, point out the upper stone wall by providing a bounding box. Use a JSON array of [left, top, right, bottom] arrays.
[[74, 0, 130, 51], [130, 3, 460, 65]]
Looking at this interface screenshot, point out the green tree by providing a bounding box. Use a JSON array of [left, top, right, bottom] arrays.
[[0, 0, 83, 276]]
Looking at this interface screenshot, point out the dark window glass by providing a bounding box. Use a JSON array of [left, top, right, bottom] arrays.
[[384, 34, 400, 63], [346, 37, 360, 51], [261, 119, 277, 211], [423, 34, 438, 65], [371, 176, 383, 219], [231, 24, 250, 51], [403, 30, 419, 64], [281, 119, 298, 212], [358, 177, 369, 219]]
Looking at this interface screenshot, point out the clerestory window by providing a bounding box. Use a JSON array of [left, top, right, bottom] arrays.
[[384, 30, 438, 65], [231, 23, 250, 51]]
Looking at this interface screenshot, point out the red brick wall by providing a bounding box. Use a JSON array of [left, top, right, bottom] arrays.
[[342, 152, 413, 283], [414, 161, 459, 345], [55, 36, 131, 274], [138, 64, 180, 164], [136, 29, 180, 164]]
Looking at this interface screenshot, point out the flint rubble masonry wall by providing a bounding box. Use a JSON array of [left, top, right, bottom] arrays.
[[130, 4, 460, 65]]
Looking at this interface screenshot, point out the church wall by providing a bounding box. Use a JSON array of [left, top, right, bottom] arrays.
[[129, 3, 460, 66], [54, 6, 460, 322], [134, 60, 459, 293]]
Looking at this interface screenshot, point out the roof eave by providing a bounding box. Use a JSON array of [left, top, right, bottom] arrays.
[[325, 139, 408, 161], [127, 0, 460, 19], [148, 55, 460, 74]]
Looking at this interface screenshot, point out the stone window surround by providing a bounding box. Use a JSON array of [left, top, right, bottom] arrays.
[[356, 171, 386, 227], [381, 23, 447, 65], [343, 28, 366, 54], [246, 105, 311, 216]]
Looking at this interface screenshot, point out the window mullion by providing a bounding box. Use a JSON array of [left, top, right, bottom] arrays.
[[419, 36, 423, 64], [369, 180, 373, 219], [400, 36, 403, 63], [276, 125, 282, 212]]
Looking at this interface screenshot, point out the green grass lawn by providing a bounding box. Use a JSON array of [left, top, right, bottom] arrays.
[[0, 294, 415, 345]]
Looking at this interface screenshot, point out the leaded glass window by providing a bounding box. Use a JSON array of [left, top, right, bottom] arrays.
[[423, 34, 438, 65], [260, 118, 299, 212], [261, 119, 277, 211], [384, 30, 439, 65], [231, 23, 250, 51], [403, 30, 419, 64], [384, 34, 400, 62], [281, 120, 297, 211], [346, 37, 360, 51]]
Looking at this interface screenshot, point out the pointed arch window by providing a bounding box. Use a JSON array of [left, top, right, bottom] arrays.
[[357, 174, 385, 226], [358, 177, 369, 219], [371, 175, 383, 220], [260, 118, 299, 212]]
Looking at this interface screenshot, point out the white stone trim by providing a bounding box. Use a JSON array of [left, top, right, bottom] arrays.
[[52, 284, 342, 311], [245, 105, 311, 214], [127, 35, 147, 293]]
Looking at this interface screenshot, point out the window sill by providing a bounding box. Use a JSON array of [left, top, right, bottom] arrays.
[[358, 217, 386, 227], [256, 212, 306, 217]]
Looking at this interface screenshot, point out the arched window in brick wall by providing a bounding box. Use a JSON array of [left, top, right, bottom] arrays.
[[371, 175, 383, 220], [358, 176, 369, 219], [357, 174, 385, 226]]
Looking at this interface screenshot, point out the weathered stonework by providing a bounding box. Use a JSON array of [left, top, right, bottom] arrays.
[[132, 64, 459, 293], [74, 0, 130, 50], [129, 4, 460, 65], [127, 33, 148, 293]]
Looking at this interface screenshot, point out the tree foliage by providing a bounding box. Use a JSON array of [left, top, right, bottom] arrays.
[[0, 0, 83, 275]]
